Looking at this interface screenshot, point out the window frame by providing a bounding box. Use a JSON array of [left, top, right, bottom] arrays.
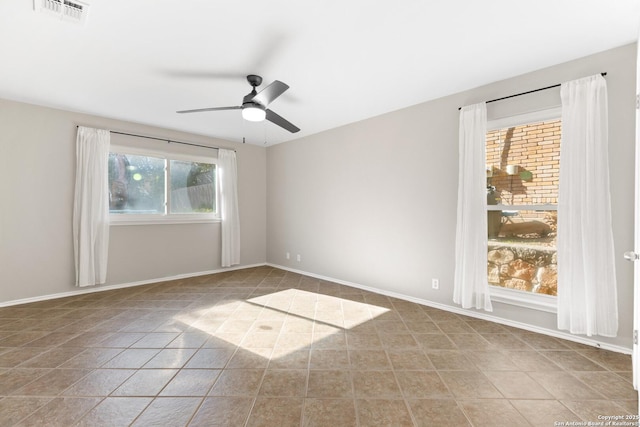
[[486, 107, 561, 312], [108, 144, 220, 226]]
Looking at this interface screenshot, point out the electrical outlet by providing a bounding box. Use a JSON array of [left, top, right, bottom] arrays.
[[296, 254, 301, 262], [432, 278, 439, 290], [286, 252, 290, 260]]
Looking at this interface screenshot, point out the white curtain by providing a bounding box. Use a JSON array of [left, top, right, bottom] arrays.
[[73, 126, 110, 287], [218, 148, 240, 267], [454, 102, 493, 311], [557, 74, 618, 337]]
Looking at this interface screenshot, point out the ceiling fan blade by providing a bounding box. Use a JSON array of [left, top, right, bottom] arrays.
[[177, 106, 241, 114], [251, 80, 289, 106], [265, 109, 300, 133]]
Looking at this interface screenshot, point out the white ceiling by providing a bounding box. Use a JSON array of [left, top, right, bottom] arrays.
[[1, 1, 638, 146]]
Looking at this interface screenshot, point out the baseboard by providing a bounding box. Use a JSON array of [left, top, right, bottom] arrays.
[[0, 263, 267, 308], [267, 263, 632, 355]]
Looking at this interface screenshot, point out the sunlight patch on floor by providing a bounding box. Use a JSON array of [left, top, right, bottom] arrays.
[[173, 288, 390, 357]]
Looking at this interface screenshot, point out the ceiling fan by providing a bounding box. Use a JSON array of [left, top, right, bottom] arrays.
[[177, 74, 300, 133]]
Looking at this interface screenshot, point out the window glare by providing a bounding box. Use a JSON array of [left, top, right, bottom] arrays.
[[108, 152, 217, 219], [109, 153, 165, 214], [170, 160, 216, 214]]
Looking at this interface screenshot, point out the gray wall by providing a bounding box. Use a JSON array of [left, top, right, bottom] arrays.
[[0, 99, 267, 303], [266, 43, 637, 350]]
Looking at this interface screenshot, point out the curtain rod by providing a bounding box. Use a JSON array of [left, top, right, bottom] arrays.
[[457, 72, 607, 110], [76, 126, 234, 151]]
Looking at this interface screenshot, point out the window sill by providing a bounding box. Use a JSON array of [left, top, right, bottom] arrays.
[[490, 286, 557, 313], [109, 215, 221, 226]]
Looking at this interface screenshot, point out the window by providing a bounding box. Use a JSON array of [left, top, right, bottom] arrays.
[[108, 146, 218, 224], [486, 109, 560, 305]]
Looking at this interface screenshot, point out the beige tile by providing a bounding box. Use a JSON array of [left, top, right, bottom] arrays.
[[14, 397, 102, 427], [465, 350, 520, 371], [111, 369, 178, 396], [356, 399, 413, 426], [282, 318, 314, 333], [528, 371, 605, 399], [101, 348, 160, 369], [436, 320, 476, 333], [17, 347, 86, 368], [580, 349, 633, 371], [373, 320, 408, 333], [403, 320, 440, 333], [246, 397, 303, 427], [13, 368, 91, 396], [303, 398, 357, 426], [480, 333, 532, 350], [408, 399, 471, 426], [241, 332, 280, 349], [447, 333, 492, 350], [59, 347, 123, 368], [259, 369, 307, 397], [129, 332, 181, 349], [0, 397, 52, 426], [62, 369, 135, 396], [209, 369, 265, 396], [573, 371, 638, 400], [310, 348, 350, 370], [466, 320, 510, 333], [76, 397, 152, 427], [413, 333, 457, 350], [184, 348, 235, 369], [311, 331, 347, 349], [143, 348, 197, 369], [0, 331, 50, 347], [275, 332, 313, 349], [395, 371, 451, 399], [377, 332, 419, 349], [542, 350, 608, 371], [0, 267, 635, 427], [346, 332, 383, 349], [426, 350, 474, 370], [506, 350, 562, 371], [0, 348, 50, 368], [352, 371, 402, 398], [226, 348, 272, 369], [189, 396, 253, 427], [160, 369, 220, 396], [614, 398, 639, 415], [131, 397, 202, 426], [439, 371, 502, 399], [515, 332, 571, 350], [386, 348, 434, 370], [484, 371, 552, 398], [349, 349, 391, 370], [458, 399, 529, 427], [63, 331, 112, 347], [166, 332, 210, 348], [268, 347, 310, 369], [511, 399, 581, 425], [307, 370, 353, 398], [565, 399, 634, 421]]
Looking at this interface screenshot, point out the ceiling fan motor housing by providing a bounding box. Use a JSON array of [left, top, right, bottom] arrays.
[[246, 74, 263, 88]]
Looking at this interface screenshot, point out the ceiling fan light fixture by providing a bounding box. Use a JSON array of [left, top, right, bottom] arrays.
[[242, 105, 266, 122]]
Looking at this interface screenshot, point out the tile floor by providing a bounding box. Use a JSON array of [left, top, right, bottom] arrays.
[[0, 266, 637, 426]]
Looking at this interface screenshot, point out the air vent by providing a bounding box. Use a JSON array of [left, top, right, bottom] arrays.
[[34, 0, 89, 24]]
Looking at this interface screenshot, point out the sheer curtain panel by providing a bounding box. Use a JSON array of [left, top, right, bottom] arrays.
[[73, 126, 110, 287], [218, 148, 241, 267], [454, 103, 493, 311], [557, 74, 618, 337]]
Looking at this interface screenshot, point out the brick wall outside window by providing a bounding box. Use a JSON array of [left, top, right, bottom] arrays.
[[486, 119, 561, 205]]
